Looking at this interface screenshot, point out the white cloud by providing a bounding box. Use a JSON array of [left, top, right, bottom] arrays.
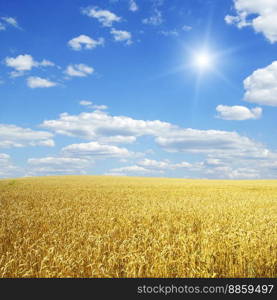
[[106, 152, 277, 179], [40, 109, 271, 161], [225, 0, 277, 43], [201, 165, 260, 179], [216, 105, 262, 120], [110, 28, 132, 45], [0, 153, 10, 160], [5, 54, 36, 71], [203, 158, 225, 167], [80, 100, 108, 110], [137, 158, 169, 170], [68, 34, 104, 51], [243, 61, 277, 106], [38, 108, 277, 179], [0, 16, 21, 30], [40, 59, 55, 67], [227, 168, 260, 179], [0, 23, 6, 31], [90, 105, 107, 110], [40, 110, 175, 143], [62, 141, 132, 159], [106, 159, 195, 177], [97, 136, 136, 144], [80, 100, 93, 106], [5, 54, 55, 77], [159, 30, 179, 37], [0, 153, 20, 178], [107, 159, 192, 176], [27, 157, 90, 176], [65, 64, 94, 77], [142, 8, 163, 26], [224, 13, 249, 28], [182, 25, 192, 31], [155, 128, 268, 159], [1, 17, 20, 28], [138, 158, 191, 171], [82, 6, 121, 27], [27, 76, 57, 88], [129, 0, 139, 12], [194, 153, 277, 179], [0, 124, 54, 148], [137, 155, 277, 179], [0, 98, 271, 179], [108, 165, 151, 175], [9, 71, 25, 78]]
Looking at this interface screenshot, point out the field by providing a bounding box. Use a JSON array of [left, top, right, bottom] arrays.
[[0, 176, 277, 278]]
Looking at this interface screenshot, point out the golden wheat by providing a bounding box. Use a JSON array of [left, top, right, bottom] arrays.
[[0, 176, 276, 278]]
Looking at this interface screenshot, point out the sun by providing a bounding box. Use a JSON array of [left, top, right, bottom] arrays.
[[194, 52, 213, 70]]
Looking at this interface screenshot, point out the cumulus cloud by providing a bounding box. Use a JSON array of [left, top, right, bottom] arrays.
[[243, 61, 277, 106], [225, 0, 277, 43], [137, 158, 170, 170], [40, 110, 175, 144], [27, 76, 57, 88], [196, 153, 277, 179], [106, 157, 265, 179], [110, 28, 132, 45], [5, 54, 35, 77], [138, 158, 191, 171], [0, 124, 54, 148], [97, 136, 136, 144], [216, 105, 262, 120], [40, 109, 272, 161], [129, 0, 139, 12], [107, 165, 152, 176], [82, 6, 121, 27], [62, 141, 132, 159], [39, 107, 277, 178], [153, 136, 277, 179], [27, 157, 90, 176], [5, 54, 35, 71], [1, 106, 272, 179], [106, 157, 191, 176], [155, 128, 268, 159], [105, 152, 277, 179], [201, 165, 260, 179], [5, 54, 55, 77], [65, 64, 94, 77], [68, 34, 104, 51], [142, 8, 163, 26], [110, 158, 215, 177]]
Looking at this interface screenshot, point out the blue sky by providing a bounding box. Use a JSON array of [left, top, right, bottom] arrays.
[[1, 0, 277, 179]]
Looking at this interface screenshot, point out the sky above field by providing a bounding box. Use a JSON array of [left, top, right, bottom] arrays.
[[1, 0, 277, 179]]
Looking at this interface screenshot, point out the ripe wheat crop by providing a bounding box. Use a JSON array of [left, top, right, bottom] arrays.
[[0, 176, 276, 278]]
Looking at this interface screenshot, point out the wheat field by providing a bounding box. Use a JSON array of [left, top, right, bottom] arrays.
[[0, 175, 276, 278]]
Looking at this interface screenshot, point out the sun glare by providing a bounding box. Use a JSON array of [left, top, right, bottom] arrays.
[[194, 52, 213, 70]]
